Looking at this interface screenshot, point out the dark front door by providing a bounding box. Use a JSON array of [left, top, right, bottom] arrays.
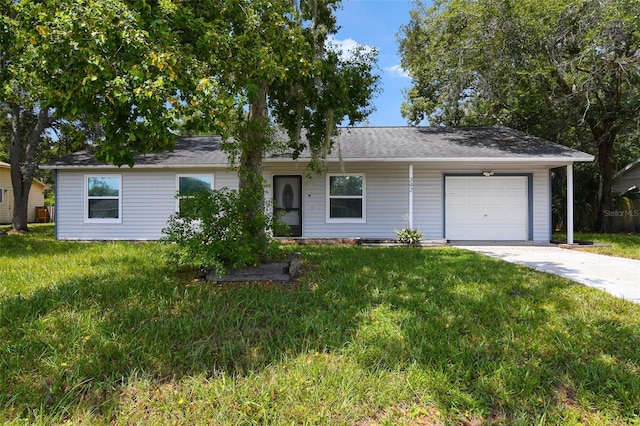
[[273, 175, 302, 237]]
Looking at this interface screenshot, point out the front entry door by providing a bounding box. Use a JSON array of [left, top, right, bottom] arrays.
[[273, 175, 302, 237]]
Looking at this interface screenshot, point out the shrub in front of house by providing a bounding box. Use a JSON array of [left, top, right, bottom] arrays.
[[161, 187, 284, 274], [395, 228, 423, 245]]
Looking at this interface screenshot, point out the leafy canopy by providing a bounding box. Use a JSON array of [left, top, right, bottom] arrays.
[[399, 0, 640, 231], [399, 0, 640, 142], [6, 0, 378, 167]]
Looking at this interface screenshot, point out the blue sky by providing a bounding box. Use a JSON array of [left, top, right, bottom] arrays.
[[333, 0, 417, 127]]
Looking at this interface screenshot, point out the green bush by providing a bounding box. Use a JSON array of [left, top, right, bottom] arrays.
[[395, 227, 423, 245], [161, 187, 284, 274], [44, 189, 55, 206]]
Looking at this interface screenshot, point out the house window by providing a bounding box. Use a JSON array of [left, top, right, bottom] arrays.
[[86, 175, 121, 223], [176, 174, 214, 214], [327, 174, 365, 223], [0, 188, 3, 204]]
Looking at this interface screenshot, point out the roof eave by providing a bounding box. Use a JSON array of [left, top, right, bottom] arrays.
[[613, 158, 640, 180], [266, 156, 595, 163], [39, 163, 229, 170], [41, 155, 594, 170]]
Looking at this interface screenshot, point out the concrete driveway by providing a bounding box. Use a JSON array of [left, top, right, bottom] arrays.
[[453, 243, 640, 303]]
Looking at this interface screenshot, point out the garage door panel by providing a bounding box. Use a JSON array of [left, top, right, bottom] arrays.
[[489, 225, 527, 240], [445, 176, 528, 241], [446, 194, 468, 207], [466, 194, 487, 207], [504, 198, 527, 207], [466, 180, 487, 190], [503, 180, 525, 189], [447, 179, 468, 190]]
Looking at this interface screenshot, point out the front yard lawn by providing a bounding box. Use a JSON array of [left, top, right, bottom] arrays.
[[555, 232, 640, 260], [2, 224, 640, 425]]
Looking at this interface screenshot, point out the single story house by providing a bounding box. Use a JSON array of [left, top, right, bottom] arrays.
[[613, 158, 640, 195], [41, 127, 593, 242], [0, 162, 48, 223]]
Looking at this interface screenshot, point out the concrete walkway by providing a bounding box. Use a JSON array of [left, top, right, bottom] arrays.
[[452, 243, 640, 303]]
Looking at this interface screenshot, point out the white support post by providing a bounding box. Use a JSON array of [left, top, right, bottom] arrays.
[[409, 164, 414, 229], [567, 163, 574, 245]]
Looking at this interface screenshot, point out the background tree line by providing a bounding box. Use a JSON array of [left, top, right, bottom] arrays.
[[399, 0, 640, 232]]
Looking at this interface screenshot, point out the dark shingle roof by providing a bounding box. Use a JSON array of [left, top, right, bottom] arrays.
[[42, 127, 593, 169], [43, 136, 227, 168], [294, 127, 592, 161]]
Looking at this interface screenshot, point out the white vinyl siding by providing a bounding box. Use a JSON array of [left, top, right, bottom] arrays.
[[532, 170, 551, 242], [412, 167, 442, 240], [57, 169, 233, 240], [263, 163, 551, 241], [56, 163, 554, 242], [265, 163, 409, 239]]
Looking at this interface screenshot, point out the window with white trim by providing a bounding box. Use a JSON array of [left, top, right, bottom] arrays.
[[86, 175, 121, 222], [326, 174, 365, 223], [176, 174, 214, 214]]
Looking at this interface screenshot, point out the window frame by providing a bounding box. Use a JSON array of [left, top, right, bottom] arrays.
[[84, 174, 122, 224], [175, 174, 215, 213], [326, 173, 366, 223]]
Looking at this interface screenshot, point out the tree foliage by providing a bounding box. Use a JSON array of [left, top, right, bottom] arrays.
[[7, 0, 228, 165], [399, 0, 640, 231], [3, 0, 379, 264], [162, 187, 285, 274], [170, 0, 379, 265], [2, 0, 181, 230]]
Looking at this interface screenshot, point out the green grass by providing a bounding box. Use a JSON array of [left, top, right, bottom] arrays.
[[555, 232, 640, 260], [2, 224, 640, 424]]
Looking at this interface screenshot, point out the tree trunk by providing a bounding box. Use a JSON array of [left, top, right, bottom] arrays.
[[8, 103, 28, 232], [238, 82, 269, 245], [8, 103, 52, 232], [594, 126, 616, 233]]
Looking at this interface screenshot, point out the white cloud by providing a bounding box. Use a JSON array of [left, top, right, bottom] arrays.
[[325, 35, 375, 62], [385, 64, 410, 78]]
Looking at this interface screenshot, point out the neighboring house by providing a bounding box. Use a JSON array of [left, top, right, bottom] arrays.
[[613, 158, 640, 195], [41, 127, 593, 242], [612, 158, 640, 232], [0, 162, 48, 223]]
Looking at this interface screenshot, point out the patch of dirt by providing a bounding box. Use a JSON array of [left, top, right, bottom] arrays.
[[555, 383, 578, 409], [2, 228, 27, 235], [356, 404, 442, 425]]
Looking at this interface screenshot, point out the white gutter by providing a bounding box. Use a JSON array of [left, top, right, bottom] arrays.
[[39, 164, 229, 170], [41, 156, 595, 170], [264, 156, 595, 163]]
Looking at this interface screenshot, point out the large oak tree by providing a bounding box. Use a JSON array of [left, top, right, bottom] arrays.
[[399, 0, 640, 231], [1, 0, 194, 231], [3, 1, 378, 255]]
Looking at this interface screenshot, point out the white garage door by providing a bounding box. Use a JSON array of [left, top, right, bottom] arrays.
[[445, 176, 528, 240]]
